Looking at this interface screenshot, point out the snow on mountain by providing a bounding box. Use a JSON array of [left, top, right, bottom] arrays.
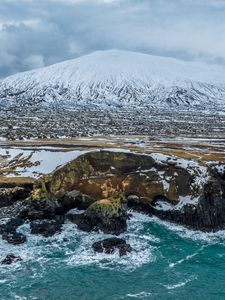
[[0, 49, 225, 111]]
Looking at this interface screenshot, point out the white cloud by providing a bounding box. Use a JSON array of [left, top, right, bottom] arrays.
[[0, 0, 225, 78], [23, 55, 45, 69]]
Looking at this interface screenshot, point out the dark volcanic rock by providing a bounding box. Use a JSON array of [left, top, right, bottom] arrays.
[[2, 232, 26, 245], [30, 190, 96, 218], [1, 254, 22, 265], [26, 200, 56, 220], [150, 170, 225, 231], [0, 217, 24, 235], [0, 187, 30, 208], [0, 199, 33, 221], [0, 217, 26, 244], [30, 219, 63, 237], [92, 238, 132, 256], [0, 215, 27, 244], [58, 190, 95, 212], [67, 197, 127, 235]]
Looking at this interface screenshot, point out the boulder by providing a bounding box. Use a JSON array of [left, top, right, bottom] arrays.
[[67, 196, 127, 235], [30, 219, 63, 237], [1, 254, 22, 265], [0, 217, 24, 234], [2, 232, 26, 245], [92, 238, 132, 256]]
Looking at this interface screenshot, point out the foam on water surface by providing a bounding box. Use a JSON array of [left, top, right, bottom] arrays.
[[1, 212, 225, 299]]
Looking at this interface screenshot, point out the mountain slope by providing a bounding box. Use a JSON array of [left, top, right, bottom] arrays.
[[0, 49, 225, 111]]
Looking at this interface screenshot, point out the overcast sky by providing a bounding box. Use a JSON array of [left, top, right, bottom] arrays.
[[0, 0, 225, 78]]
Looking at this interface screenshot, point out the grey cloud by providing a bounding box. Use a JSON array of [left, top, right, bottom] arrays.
[[0, 0, 225, 78]]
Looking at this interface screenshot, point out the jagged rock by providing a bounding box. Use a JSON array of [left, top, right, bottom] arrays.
[[151, 169, 225, 231], [1, 254, 22, 265], [0, 187, 31, 208], [58, 190, 95, 211], [30, 219, 63, 237], [26, 199, 56, 220], [0, 217, 27, 244], [92, 238, 132, 256], [0, 217, 24, 235], [2, 232, 26, 245], [67, 196, 127, 235]]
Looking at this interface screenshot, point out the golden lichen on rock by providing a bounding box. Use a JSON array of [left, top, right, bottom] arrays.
[[30, 151, 197, 210], [50, 156, 95, 197]]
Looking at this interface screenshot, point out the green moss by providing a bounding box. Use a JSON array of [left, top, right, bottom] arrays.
[[87, 194, 126, 218], [31, 175, 51, 201], [112, 193, 127, 204]]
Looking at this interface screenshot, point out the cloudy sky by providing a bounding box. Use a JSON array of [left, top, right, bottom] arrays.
[[0, 0, 225, 78]]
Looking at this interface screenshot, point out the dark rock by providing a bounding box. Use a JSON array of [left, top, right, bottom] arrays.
[[2, 232, 26, 244], [67, 197, 127, 235], [27, 189, 95, 220], [150, 169, 225, 232], [0, 187, 30, 207], [26, 199, 56, 220], [0, 217, 24, 235], [0, 199, 34, 221], [92, 238, 132, 256], [1, 254, 22, 265], [0, 187, 30, 208], [30, 219, 63, 237], [58, 190, 95, 212]]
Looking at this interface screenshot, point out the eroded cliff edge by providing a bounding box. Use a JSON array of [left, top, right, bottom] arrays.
[[30, 150, 225, 232]]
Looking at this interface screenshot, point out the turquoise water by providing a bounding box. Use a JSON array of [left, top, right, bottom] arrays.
[[1, 211, 225, 300]]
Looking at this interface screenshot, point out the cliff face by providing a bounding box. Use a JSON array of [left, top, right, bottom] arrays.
[[33, 151, 197, 204], [30, 150, 225, 231]]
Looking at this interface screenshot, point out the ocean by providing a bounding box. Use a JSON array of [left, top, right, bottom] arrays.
[[0, 211, 225, 300]]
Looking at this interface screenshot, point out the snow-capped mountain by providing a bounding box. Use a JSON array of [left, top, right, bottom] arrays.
[[0, 49, 225, 111]]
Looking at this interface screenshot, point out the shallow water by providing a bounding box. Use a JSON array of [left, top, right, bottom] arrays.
[[1, 211, 225, 299]]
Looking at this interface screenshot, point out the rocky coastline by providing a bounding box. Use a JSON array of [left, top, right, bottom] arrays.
[[0, 150, 225, 263]]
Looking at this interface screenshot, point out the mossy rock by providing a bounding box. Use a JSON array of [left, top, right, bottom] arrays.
[[87, 195, 126, 219], [31, 151, 196, 211], [67, 195, 128, 235], [31, 175, 52, 201]]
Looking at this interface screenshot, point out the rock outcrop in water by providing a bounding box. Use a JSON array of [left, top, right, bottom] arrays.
[[30, 219, 63, 237], [67, 196, 127, 235], [1, 255, 22, 265], [92, 238, 132, 256]]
